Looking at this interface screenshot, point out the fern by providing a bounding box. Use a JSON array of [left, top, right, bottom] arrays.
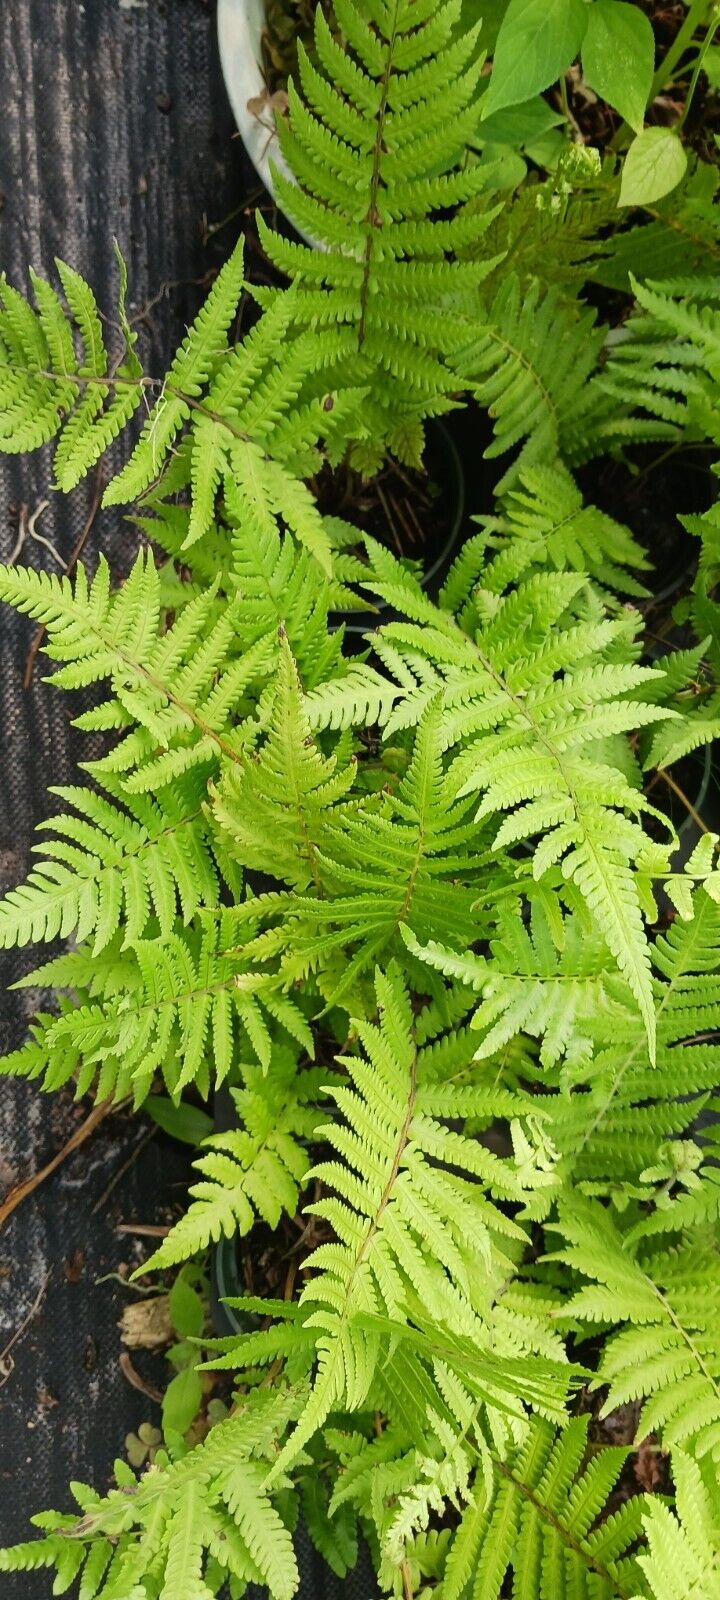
[[471, 462, 650, 598], [230, 697, 514, 1010], [209, 633, 358, 891], [308, 545, 680, 1050], [0, 550, 274, 790], [3, 5, 720, 1594], [636, 1450, 720, 1600], [0, 1393, 301, 1600], [442, 1415, 647, 1600], [261, 963, 569, 1479], [0, 245, 143, 484], [6, 911, 313, 1103], [551, 1196, 720, 1462], [142, 1044, 324, 1270], [0, 774, 221, 954], [256, 0, 499, 470]]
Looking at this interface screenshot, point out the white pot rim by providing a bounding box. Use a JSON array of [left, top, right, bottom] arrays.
[[217, 0, 296, 203]]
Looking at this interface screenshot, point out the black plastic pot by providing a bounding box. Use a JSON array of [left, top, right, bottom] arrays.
[[334, 417, 466, 650]]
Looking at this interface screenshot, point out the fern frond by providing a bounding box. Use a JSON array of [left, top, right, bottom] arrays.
[[551, 1196, 720, 1461], [320, 547, 677, 1050], [0, 1392, 301, 1600], [209, 633, 357, 890], [256, 0, 498, 466], [471, 462, 650, 598], [636, 1450, 720, 1600], [443, 1415, 646, 1600], [0, 251, 143, 485], [105, 237, 246, 504], [141, 1046, 324, 1270], [266, 962, 567, 1481], [0, 775, 220, 954], [0, 550, 275, 789], [7, 911, 313, 1103]]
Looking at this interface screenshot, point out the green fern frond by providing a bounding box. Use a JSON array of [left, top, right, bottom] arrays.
[[255, 0, 498, 467], [636, 1450, 720, 1600], [234, 700, 511, 1008], [551, 1196, 720, 1461], [443, 1415, 647, 1600], [141, 1046, 324, 1270], [265, 962, 563, 1481], [7, 911, 313, 1104], [104, 237, 246, 505], [209, 633, 357, 890], [471, 462, 650, 597], [0, 1392, 301, 1600], [454, 276, 606, 486], [0, 250, 143, 486], [0, 775, 220, 954], [315, 547, 676, 1050], [0, 550, 275, 790]]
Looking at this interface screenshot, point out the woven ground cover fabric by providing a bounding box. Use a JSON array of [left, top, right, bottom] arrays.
[[0, 4, 375, 1595]]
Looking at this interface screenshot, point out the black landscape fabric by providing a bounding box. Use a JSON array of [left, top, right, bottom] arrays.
[[0, 4, 375, 1594]]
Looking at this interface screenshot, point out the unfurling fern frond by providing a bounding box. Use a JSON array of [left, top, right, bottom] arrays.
[[256, 0, 499, 471], [0, 1392, 301, 1600]]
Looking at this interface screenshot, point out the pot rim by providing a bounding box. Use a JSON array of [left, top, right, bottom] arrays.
[[217, 0, 319, 245]]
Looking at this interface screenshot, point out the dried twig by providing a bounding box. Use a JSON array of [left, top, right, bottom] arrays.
[[0, 1098, 121, 1230], [116, 1223, 171, 1239], [119, 1351, 163, 1403]]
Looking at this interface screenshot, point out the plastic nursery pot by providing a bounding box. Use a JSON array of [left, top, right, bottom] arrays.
[[218, 0, 314, 237], [336, 417, 466, 651]]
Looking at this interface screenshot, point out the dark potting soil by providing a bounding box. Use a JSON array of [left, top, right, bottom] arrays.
[[313, 426, 460, 571], [261, 0, 333, 95], [579, 443, 716, 612]]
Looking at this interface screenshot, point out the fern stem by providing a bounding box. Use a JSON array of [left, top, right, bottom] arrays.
[[491, 1456, 633, 1598], [358, 0, 401, 348]]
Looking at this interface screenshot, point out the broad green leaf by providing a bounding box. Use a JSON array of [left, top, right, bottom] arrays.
[[162, 1364, 203, 1438], [582, 0, 655, 134], [484, 0, 588, 116], [169, 1274, 205, 1340], [479, 94, 564, 146], [145, 1096, 214, 1146], [619, 126, 688, 207]]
